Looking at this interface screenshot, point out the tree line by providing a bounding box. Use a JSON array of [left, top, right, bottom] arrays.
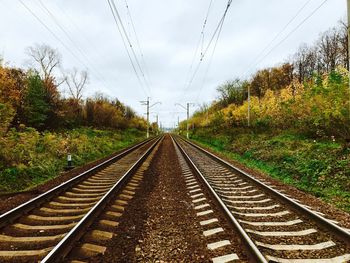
[[215, 21, 347, 108], [0, 43, 147, 134], [187, 21, 350, 141]]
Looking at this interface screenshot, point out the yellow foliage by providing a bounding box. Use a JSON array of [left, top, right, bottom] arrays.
[[189, 70, 350, 138]]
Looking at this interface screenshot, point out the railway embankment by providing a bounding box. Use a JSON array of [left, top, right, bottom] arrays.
[[189, 129, 350, 213]]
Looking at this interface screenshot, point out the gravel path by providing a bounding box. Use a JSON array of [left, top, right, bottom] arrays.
[[99, 135, 217, 262]]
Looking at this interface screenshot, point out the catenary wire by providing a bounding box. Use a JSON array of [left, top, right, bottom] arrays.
[[36, 0, 116, 92], [123, 0, 153, 88], [107, 0, 149, 97], [180, 0, 232, 102], [183, 0, 214, 98], [242, 0, 314, 77], [109, 0, 152, 96], [245, 0, 329, 76], [18, 0, 115, 94]]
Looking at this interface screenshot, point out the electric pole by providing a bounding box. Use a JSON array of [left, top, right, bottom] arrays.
[[175, 102, 195, 139], [187, 103, 190, 138], [248, 85, 251, 127], [140, 97, 150, 138], [177, 116, 180, 134], [155, 114, 159, 135], [140, 98, 160, 138]]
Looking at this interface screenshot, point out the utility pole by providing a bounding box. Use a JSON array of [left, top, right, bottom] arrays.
[[175, 102, 194, 139], [140, 97, 150, 138], [186, 103, 190, 138], [155, 114, 159, 135], [247, 85, 251, 127], [140, 98, 161, 138], [177, 116, 180, 134]]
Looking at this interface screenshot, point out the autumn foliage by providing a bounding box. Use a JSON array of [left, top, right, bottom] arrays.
[[0, 44, 149, 192], [185, 22, 350, 142], [0, 64, 146, 133]]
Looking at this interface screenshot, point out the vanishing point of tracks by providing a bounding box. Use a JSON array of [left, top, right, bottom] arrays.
[[0, 134, 349, 262]]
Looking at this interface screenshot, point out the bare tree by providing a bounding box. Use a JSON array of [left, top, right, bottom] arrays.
[[26, 44, 64, 84], [338, 20, 349, 70], [317, 28, 341, 73], [65, 68, 88, 101], [293, 44, 318, 82]]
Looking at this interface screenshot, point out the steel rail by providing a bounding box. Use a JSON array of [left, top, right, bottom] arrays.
[[172, 135, 267, 263], [41, 136, 163, 262], [0, 137, 155, 228], [177, 135, 350, 245]]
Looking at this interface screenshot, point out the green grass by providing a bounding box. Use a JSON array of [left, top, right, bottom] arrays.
[[0, 127, 145, 193], [190, 129, 350, 213]]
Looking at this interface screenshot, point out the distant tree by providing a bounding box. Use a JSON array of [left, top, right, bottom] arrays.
[[24, 73, 49, 129], [61, 98, 83, 128], [85, 98, 94, 125], [250, 71, 267, 105], [26, 44, 65, 85], [65, 68, 88, 101], [338, 20, 348, 70], [270, 63, 293, 92], [293, 44, 318, 82], [124, 105, 136, 120], [0, 102, 14, 135], [317, 27, 341, 72], [217, 79, 247, 108], [0, 67, 27, 127]]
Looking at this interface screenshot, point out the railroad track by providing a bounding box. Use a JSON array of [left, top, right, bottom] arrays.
[[173, 135, 350, 263], [0, 136, 162, 262]]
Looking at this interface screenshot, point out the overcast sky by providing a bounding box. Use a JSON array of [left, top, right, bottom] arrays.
[[0, 0, 346, 128]]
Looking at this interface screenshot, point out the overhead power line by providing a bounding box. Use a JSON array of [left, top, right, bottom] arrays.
[[35, 0, 115, 92], [244, 0, 329, 76], [242, 0, 313, 77], [18, 0, 118, 96], [18, 0, 88, 68], [195, 14, 225, 103], [123, 0, 153, 88], [180, 0, 233, 102], [107, 0, 152, 97], [183, 0, 214, 96]]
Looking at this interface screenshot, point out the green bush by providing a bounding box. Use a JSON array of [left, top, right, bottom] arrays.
[[192, 128, 350, 212], [0, 127, 144, 192]]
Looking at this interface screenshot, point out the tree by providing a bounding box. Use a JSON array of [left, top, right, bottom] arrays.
[[0, 67, 27, 127], [338, 20, 348, 70], [24, 73, 49, 129], [293, 44, 318, 82], [217, 79, 247, 108], [26, 44, 65, 85], [270, 63, 294, 92], [65, 68, 88, 101], [250, 71, 267, 104], [124, 105, 136, 120], [317, 28, 341, 73]]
